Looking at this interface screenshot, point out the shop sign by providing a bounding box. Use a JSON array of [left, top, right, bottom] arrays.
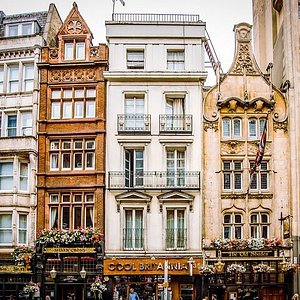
[[104, 258, 203, 275], [0, 265, 32, 274], [44, 247, 95, 253], [221, 250, 274, 258], [63, 276, 78, 282]]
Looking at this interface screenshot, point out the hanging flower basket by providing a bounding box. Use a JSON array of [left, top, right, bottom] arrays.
[[226, 263, 246, 274], [252, 263, 271, 273], [23, 281, 40, 298], [90, 276, 107, 299], [12, 246, 34, 267], [199, 265, 216, 276]]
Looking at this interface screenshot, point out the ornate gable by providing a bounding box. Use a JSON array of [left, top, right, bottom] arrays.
[[58, 2, 92, 37], [158, 191, 194, 212], [115, 191, 152, 212]]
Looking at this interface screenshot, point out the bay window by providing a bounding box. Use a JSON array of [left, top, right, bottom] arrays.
[[50, 139, 95, 171]]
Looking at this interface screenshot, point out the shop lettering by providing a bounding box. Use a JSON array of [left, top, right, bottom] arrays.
[[223, 251, 273, 257], [108, 262, 190, 272]]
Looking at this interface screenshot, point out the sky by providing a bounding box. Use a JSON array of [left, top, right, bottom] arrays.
[[1, 0, 253, 82]]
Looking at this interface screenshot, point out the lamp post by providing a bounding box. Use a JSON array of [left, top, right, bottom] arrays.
[[80, 266, 87, 299], [50, 267, 57, 300]]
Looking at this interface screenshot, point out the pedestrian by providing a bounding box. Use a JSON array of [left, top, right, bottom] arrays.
[[129, 288, 139, 300]]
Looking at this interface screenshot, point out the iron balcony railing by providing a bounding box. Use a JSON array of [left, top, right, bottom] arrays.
[[108, 171, 200, 190], [123, 228, 144, 250], [112, 13, 201, 23], [117, 114, 151, 134], [166, 228, 187, 250], [159, 114, 192, 133]]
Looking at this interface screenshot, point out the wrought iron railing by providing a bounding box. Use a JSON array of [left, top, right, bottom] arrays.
[[108, 171, 200, 189], [112, 13, 201, 23], [159, 114, 192, 133], [123, 228, 144, 250], [166, 228, 187, 250], [117, 114, 151, 133]]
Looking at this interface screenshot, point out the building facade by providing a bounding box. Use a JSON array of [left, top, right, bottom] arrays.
[[0, 5, 61, 297], [203, 23, 290, 299], [252, 0, 300, 294], [104, 13, 207, 300], [37, 3, 107, 299]]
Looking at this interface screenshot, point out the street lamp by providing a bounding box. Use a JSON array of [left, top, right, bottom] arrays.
[[80, 266, 87, 279], [50, 267, 57, 279]]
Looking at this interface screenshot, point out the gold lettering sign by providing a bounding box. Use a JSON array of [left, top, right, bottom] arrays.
[[221, 250, 274, 258], [0, 265, 32, 274], [44, 247, 95, 253], [104, 258, 203, 275]]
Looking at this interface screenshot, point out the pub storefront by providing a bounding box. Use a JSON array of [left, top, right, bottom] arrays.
[[202, 239, 293, 300], [35, 228, 104, 300], [104, 257, 203, 300]]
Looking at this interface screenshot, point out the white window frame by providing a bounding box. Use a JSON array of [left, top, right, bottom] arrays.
[[19, 162, 29, 192], [250, 212, 270, 239], [8, 65, 19, 93], [222, 117, 242, 139], [0, 66, 4, 93], [167, 50, 185, 71], [0, 162, 14, 191], [18, 214, 28, 245], [127, 50, 144, 69], [23, 64, 34, 92], [223, 212, 244, 239], [249, 161, 269, 192], [0, 213, 13, 245], [222, 160, 243, 192]]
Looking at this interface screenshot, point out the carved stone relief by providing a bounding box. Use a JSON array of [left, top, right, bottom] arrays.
[[273, 120, 288, 132], [221, 141, 245, 155], [231, 44, 257, 75], [49, 69, 96, 83], [203, 120, 218, 132], [247, 141, 271, 156], [67, 20, 83, 34]]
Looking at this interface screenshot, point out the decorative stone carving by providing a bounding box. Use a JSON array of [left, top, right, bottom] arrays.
[[221, 194, 246, 200], [221, 141, 245, 155], [254, 99, 264, 111], [90, 46, 99, 58], [203, 120, 218, 132], [231, 44, 257, 75], [228, 99, 238, 112], [49, 69, 96, 83], [247, 141, 271, 156], [248, 193, 273, 199], [49, 48, 58, 59], [273, 120, 288, 132], [67, 19, 83, 34]]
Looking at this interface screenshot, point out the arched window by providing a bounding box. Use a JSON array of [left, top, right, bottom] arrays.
[[222, 118, 242, 139]]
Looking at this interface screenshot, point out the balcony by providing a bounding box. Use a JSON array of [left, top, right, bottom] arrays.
[[117, 114, 151, 134], [123, 228, 144, 250], [108, 171, 200, 190], [166, 228, 187, 250], [159, 114, 192, 134]]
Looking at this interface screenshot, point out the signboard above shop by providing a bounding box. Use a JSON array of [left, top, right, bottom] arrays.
[[104, 257, 203, 275]]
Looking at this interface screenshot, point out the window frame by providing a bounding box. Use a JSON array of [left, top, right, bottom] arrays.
[[250, 212, 270, 239], [0, 213, 13, 245], [64, 40, 86, 61], [167, 49, 185, 71], [222, 117, 242, 139], [222, 160, 243, 192], [223, 212, 244, 239], [249, 161, 269, 192], [18, 214, 28, 245], [126, 50, 145, 69]]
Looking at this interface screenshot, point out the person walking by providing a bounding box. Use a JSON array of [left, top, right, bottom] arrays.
[[129, 288, 139, 300]]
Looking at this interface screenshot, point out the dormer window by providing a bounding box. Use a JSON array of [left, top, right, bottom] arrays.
[[64, 41, 85, 60], [6, 22, 34, 37]]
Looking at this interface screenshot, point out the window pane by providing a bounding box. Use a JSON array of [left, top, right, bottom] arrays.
[[74, 194, 82, 202], [234, 173, 242, 189], [223, 227, 231, 239], [62, 153, 71, 169], [235, 214, 242, 223], [0, 67, 3, 93], [22, 23, 32, 35], [86, 89, 96, 98], [250, 226, 258, 238], [62, 207, 70, 229], [75, 89, 84, 98], [262, 226, 268, 238], [250, 214, 258, 223], [8, 25, 18, 36], [261, 173, 268, 190], [74, 207, 82, 229], [50, 207, 58, 229], [7, 115, 17, 136], [261, 214, 269, 223], [19, 163, 28, 191], [74, 153, 83, 169], [51, 102, 60, 119], [85, 207, 93, 227], [167, 50, 184, 70], [18, 215, 27, 244], [76, 42, 85, 60], [0, 214, 12, 244], [0, 162, 13, 190], [50, 154, 59, 170], [22, 112, 32, 136], [86, 101, 95, 117], [222, 118, 230, 137], [75, 101, 84, 117], [127, 51, 144, 69], [249, 119, 257, 138], [65, 43, 73, 60], [86, 152, 94, 168], [8, 65, 19, 93], [23, 64, 34, 91], [50, 194, 59, 203], [223, 173, 231, 189], [52, 90, 61, 99], [224, 215, 231, 223], [63, 90, 72, 98], [235, 226, 242, 239], [63, 102, 72, 118], [233, 118, 241, 137]]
